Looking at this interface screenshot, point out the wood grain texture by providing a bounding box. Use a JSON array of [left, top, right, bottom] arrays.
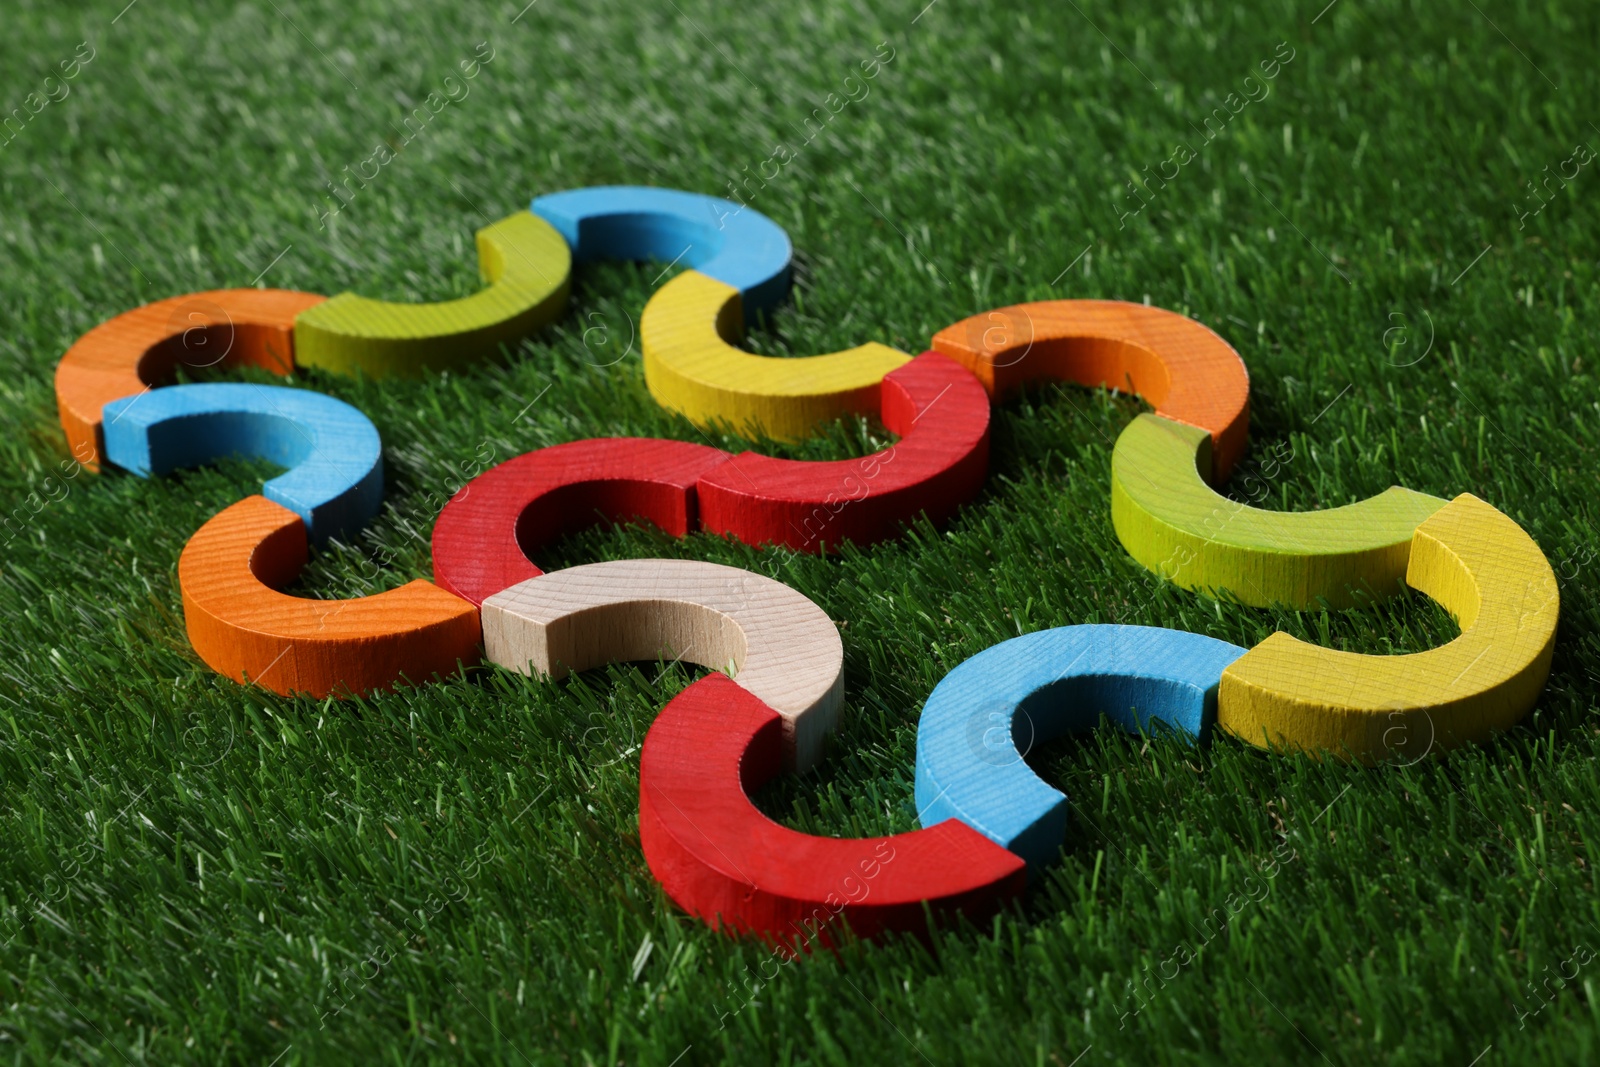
[[179, 495, 481, 698], [481, 559, 843, 772], [1111, 413, 1449, 609], [640, 673, 1027, 948], [102, 382, 383, 544], [696, 352, 990, 551], [53, 288, 326, 470], [931, 299, 1251, 479], [429, 438, 731, 606], [915, 625, 1246, 870], [1218, 493, 1559, 762], [641, 270, 911, 441], [293, 211, 571, 378]]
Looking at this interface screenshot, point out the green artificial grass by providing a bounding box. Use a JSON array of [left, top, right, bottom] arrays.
[[3, 0, 1600, 1062]]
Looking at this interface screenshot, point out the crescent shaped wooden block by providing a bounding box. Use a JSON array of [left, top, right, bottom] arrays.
[[1218, 493, 1559, 762], [293, 211, 571, 378], [53, 288, 327, 469], [640, 673, 1026, 947], [641, 269, 912, 441], [481, 559, 843, 772], [696, 352, 991, 551], [101, 382, 383, 544], [931, 299, 1251, 479], [531, 185, 793, 317], [429, 438, 731, 606], [914, 625, 1247, 870], [1111, 414, 1449, 609], [179, 495, 481, 697]]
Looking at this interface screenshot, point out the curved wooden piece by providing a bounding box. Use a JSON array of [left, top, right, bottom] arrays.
[[931, 299, 1251, 479], [915, 625, 1246, 870], [641, 270, 911, 441], [1218, 494, 1559, 761], [293, 211, 571, 378], [429, 438, 732, 606], [641, 673, 1026, 947], [481, 559, 843, 771], [179, 496, 481, 697], [53, 288, 326, 469], [1111, 414, 1448, 609], [697, 352, 990, 551]]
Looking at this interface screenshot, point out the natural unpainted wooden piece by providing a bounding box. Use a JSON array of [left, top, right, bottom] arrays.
[[179, 495, 481, 698], [1219, 493, 1559, 762], [641, 270, 911, 441], [53, 288, 326, 469], [294, 211, 571, 378], [640, 673, 1027, 948], [1111, 414, 1448, 609], [482, 559, 843, 771], [931, 299, 1251, 479]]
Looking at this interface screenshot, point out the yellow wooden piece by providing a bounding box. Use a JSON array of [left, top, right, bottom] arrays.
[[294, 211, 571, 378], [1218, 494, 1558, 762], [1111, 414, 1448, 608], [640, 269, 911, 441]]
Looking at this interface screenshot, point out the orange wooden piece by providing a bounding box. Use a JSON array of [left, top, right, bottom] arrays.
[[179, 495, 481, 697], [54, 289, 327, 469], [931, 300, 1251, 480]]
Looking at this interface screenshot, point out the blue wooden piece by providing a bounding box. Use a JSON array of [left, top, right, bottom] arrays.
[[914, 625, 1247, 870], [101, 383, 382, 544], [530, 186, 793, 317]]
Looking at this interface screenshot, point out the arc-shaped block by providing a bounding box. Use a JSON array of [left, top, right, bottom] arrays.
[[53, 288, 327, 469], [641, 270, 911, 441], [1219, 494, 1559, 761], [1112, 414, 1448, 608], [101, 382, 382, 544], [531, 185, 793, 317], [293, 211, 571, 378], [179, 496, 481, 697], [641, 674, 1026, 947], [481, 559, 843, 771], [915, 625, 1247, 870], [932, 299, 1251, 479]]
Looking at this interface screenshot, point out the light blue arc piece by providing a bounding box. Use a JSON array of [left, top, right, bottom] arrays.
[[531, 185, 793, 317], [101, 382, 382, 544], [914, 624, 1248, 871]]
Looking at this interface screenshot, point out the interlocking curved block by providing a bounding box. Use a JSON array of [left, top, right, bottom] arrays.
[[481, 559, 843, 771], [101, 382, 382, 544], [915, 625, 1247, 870], [1112, 414, 1448, 609], [53, 288, 327, 469], [531, 185, 793, 317], [179, 495, 481, 697], [641, 270, 911, 441], [293, 211, 571, 378], [641, 673, 1026, 947], [1219, 493, 1559, 762], [932, 299, 1251, 479]]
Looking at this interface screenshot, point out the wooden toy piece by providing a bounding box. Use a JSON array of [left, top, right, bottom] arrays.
[[1219, 493, 1559, 762], [430, 438, 731, 606], [179, 495, 481, 698], [531, 185, 793, 317], [641, 270, 911, 442], [101, 382, 382, 544], [640, 673, 1027, 948], [53, 288, 327, 469], [931, 299, 1251, 479], [293, 211, 571, 379], [1112, 414, 1449, 609], [915, 625, 1246, 870], [481, 559, 843, 771], [697, 352, 990, 551]]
